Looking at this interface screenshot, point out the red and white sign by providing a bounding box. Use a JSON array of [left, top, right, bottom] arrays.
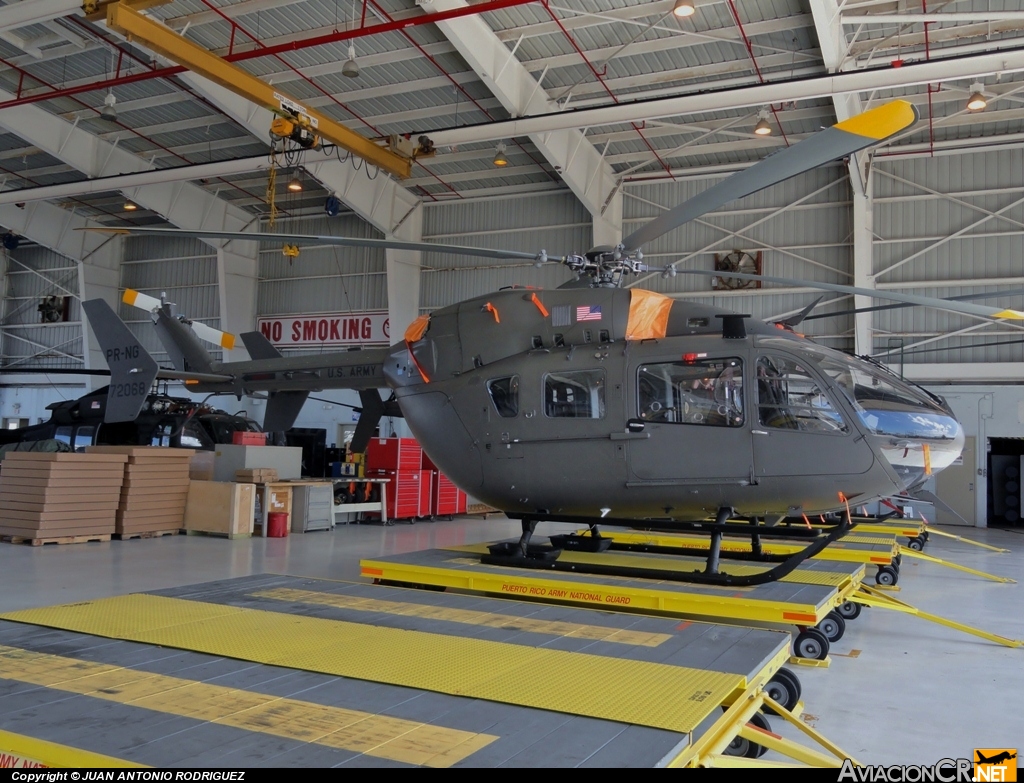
[[257, 311, 390, 347]]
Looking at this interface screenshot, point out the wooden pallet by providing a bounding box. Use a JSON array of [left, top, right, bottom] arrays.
[[1, 534, 112, 547], [185, 529, 251, 540], [113, 529, 182, 541], [466, 503, 500, 518]]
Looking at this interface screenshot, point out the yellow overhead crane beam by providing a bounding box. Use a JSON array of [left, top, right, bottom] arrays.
[[105, 2, 414, 179]]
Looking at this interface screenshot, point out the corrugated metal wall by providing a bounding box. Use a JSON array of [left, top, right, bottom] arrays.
[[421, 191, 589, 308], [624, 164, 854, 352], [0, 245, 82, 370], [873, 149, 1024, 366], [257, 213, 387, 356], [121, 235, 221, 363]]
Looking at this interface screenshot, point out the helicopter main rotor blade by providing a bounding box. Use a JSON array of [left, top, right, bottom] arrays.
[[671, 269, 1024, 322], [83, 227, 549, 263], [621, 100, 918, 253], [802, 288, 1024, 321]]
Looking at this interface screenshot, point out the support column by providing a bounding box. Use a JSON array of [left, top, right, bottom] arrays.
[[852, 188, 874, 356], [385, 205, 423, 345], [592, 188, 623, 249], [77, 257, 120, 388], [216, 245, 259, 361]]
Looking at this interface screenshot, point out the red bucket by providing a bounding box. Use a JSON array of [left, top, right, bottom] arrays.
[[267, 512, 289, 538]]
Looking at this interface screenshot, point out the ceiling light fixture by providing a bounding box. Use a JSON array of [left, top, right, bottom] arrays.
[[123, 200, 137, 211], [753, 108, 772, 136], [672, 0, 696, 18], [493, 142, 508, 167], [966, 83, 987, 111], [100, 90, 117, 122], [287, 174, 303, 192], [342, 45, 359, 78]]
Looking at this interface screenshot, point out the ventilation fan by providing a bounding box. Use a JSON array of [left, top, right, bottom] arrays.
[[712, 250, 763, 290], [38, 295, 69, 323]]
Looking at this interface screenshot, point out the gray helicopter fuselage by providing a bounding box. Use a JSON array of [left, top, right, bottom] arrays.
[[385, 286, 959, 521]]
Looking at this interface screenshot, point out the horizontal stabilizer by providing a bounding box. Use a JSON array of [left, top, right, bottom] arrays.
[[82, 299, 159, 423], [241, 331, 283, 360]]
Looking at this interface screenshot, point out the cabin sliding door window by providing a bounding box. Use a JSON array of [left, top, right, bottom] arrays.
[[637, 358, 744, 426], [757, 355, 847, 433], [544, 369, 606, 419]]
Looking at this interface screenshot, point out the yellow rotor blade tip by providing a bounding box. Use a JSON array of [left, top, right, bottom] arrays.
[[835, 100, 918, 141], [993, 309, 1024, 320]]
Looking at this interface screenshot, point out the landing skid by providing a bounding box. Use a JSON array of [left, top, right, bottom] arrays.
[[485, 510, 856, 588]]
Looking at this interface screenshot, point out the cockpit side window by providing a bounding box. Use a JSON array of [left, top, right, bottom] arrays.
[[544, 369, 605, 419], [487, 375, 520, 418], [72, 425, 95, 452], [637, 358, 744, 427], [757, 355, 847, 434], [181, 419, 214, 449]]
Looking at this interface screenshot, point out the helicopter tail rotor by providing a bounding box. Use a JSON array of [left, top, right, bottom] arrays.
[[123, 288, 236, 355]]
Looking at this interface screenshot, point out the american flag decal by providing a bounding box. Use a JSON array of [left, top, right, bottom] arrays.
[[576, 305, 603, 322]]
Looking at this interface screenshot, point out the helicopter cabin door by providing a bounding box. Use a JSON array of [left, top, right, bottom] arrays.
[[628, 354, 751, 482], [751, 351, 874, 478]]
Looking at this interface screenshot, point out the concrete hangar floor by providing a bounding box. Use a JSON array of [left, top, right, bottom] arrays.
[[0, 515, 1020, 768]]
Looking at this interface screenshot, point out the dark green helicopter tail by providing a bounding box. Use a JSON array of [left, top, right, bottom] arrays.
[[81, 299, 159, 423]]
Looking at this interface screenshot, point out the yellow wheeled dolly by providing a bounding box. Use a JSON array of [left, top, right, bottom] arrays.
[[826, 516, 1010, 554], [362, 540, 1023, 653], [362, 544, 867, 662]]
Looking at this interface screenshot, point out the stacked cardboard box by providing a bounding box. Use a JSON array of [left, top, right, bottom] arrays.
[[0, 452, 128, 543], [184, 480, 255, 538], [235, 468, 278, 484], [87, 446, 193, 538]]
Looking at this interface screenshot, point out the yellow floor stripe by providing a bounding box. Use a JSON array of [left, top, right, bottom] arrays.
[[0, 594, 742, 735], [450, 544, 856, 587], [0, 728, 144, 769], [0, 645, 494, 767], [251, 587, 672, 647]]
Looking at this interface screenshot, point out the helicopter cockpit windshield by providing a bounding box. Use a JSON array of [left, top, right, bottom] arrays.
[[758, 336, 964, 489]]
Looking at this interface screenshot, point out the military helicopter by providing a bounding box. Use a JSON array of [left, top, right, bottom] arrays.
[[80, 99, 1009, 586], [0, 383, 262, 452]]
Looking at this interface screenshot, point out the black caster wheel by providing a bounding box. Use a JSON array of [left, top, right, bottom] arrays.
[[921, 531, 930, 542], [836, 601, 862, 620], [724, 710, 771, 758], [763, 667, 802, 714], [875, 565, 899, 586], [793, 628, 830, 660], [907, 537, 925, 551], [817, 612, 846, 642], [893, 553, 902, 567]]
